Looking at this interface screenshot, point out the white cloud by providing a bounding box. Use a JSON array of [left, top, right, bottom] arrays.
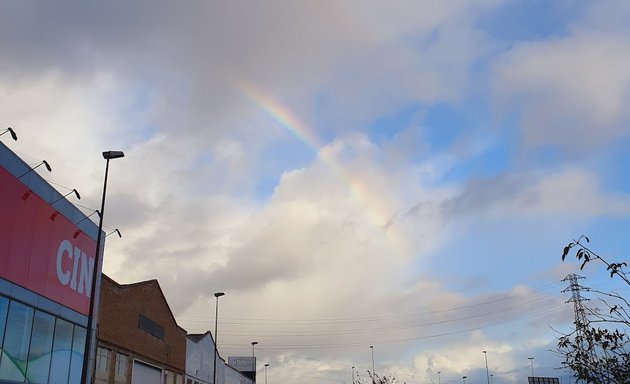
[[492, 3, 630, 150], [2, 2, 628, 384]]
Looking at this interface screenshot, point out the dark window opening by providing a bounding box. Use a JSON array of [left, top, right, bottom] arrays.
[[138, 314, 164, 340]]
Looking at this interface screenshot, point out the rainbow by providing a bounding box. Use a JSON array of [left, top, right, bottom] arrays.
[[235, 82, 395, 231]]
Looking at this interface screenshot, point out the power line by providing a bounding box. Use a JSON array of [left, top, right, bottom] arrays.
[[186, 294, 564, 338], [205, 305, 567, 350], [177, 282, 564, 328]]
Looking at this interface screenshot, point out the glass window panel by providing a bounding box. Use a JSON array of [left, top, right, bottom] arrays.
[[26, 310, 55, 383], [165, 370, 175, 384], [0, 296, 9, 347], [0, 300, 34, 382], [96, 347, 109, 374], [0, 296, 10, 380], [49, 318, 74, 384], [115, 353, 128, 378], [68, 325, 86, 384]]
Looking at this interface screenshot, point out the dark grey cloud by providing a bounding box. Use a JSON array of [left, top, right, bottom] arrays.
[[402, 173, 535, 226], [0, 0, 500, 143], [440, 174, 536, 217]]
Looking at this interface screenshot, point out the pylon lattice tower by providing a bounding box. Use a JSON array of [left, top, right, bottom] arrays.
[[562, 274, 589, 332]]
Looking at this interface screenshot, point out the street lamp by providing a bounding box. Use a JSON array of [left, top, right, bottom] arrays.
[[528, 357, 535, 377], [213, 292, 225, 384], [437, 371, 441, 384], [252, 341, 258, 373], [462, 376, 467, 384], [370, 345, 375, 374], [80, 150, 125, 384], [106, 229, 122, 238], [264, 363, 270, 384], [490, 374, 493, 384], [51, 188, 81, 205], [483, 350, 490, 384], [17, 159, 52, 179], [0, 127, 17, 141], [352, 366, 355, 384]]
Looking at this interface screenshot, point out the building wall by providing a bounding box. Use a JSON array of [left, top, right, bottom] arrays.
[[225, 363, 253, 384], [96, 275, 187, 383], [185, 334, 215, 384], [185, 334, 253, 384], [0, 141, 101, 383]]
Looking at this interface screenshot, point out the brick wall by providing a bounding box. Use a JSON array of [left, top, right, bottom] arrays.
[[97, 275, 187, 375]]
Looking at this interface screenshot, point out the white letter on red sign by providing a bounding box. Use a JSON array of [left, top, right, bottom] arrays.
[[70, 247, 81, 290], [77, 250, 92, 296], [56, 240, 73, 286]]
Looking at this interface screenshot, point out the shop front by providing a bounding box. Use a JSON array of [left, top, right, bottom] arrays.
[[0, 141, 101, 383]]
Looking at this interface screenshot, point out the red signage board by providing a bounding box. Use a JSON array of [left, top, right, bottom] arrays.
[[0, 166, 97, 315]]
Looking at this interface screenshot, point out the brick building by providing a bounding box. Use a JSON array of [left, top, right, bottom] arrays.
[[95, 275, 187, 384]]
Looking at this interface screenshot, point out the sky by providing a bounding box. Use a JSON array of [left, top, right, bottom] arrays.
[[2, 1, 630, 383]]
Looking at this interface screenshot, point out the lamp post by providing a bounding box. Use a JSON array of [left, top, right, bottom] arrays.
[[370, 345, 375, 374], [252, 341, 258, 358], [437, 371, 441, 384], [490, 374, 493, 384], [352, 366, 355, 384], [252, 341, 258, 373], [80, 150, 125, 384], [528, 357, 535, 377], [213, 292, 225, 384], [483, 350, 490, 384], [264, 363, 270, 384], [462, 376, 467, 384]]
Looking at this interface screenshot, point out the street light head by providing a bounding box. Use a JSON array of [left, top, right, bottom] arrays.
[[370, 345, 373, 348], [265, 364, 270, 367], [1, 127, 18, 141], [51, 188, 81, 205], [252, 341, 258, 346], [106, 228, 122, 238], [17, 159, 53, 179], [103, 150, 125, 160], [214, 292, 225, 298]]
